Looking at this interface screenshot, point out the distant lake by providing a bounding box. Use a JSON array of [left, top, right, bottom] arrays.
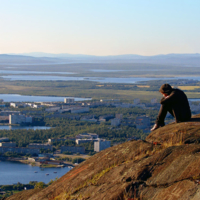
[[0, 126, 51, 130], [0, 161, 71, 185], [189, 99, 200, 102], [0, 70, 75, 74], [0, 94, 91, 102], [91, 69, 127, 72], [90, 69, 166, 72], [2, 75, 200, 83]]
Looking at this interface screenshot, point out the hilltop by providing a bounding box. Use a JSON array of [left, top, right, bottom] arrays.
[[5, 114, 200, 200]]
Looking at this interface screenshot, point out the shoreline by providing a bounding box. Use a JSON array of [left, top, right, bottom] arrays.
[[1, 157, 75, 168]]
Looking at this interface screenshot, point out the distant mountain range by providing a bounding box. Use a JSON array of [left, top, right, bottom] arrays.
[[0, 53, 200, 66], [10, 52, 145, 58]]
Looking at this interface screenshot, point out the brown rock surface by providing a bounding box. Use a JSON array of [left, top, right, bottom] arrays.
[[5, 114, 200, 200], [146, 114, 200, 145]]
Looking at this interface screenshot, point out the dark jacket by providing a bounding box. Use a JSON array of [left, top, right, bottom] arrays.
[[160, 88, 191, 122]]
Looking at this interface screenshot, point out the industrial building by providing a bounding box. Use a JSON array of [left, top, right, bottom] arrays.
[[0, 137, 9, 142], [0, 116, 9, 122], [28, 143, 53, 151], [0, 142, 16, 147], [48, 138, 67, 144], [76, 139, 93, 145], [111, 118, 121, 126], [0, 147, 39, 155], [0, 111, 20, 116], [71, 107, 89, 113], [10, 103, 22, 108], [45, 106, 61, 112], [9, 114, 33, 124], [60, 146, 85, 154], [64, 98, 75, 104], [94, 139, 111, 152], [76, 133, 99, 140]]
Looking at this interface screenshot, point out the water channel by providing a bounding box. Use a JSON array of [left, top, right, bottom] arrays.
[[0, 94, 91, 102], [0, 161, 71, 185], [2, 75, 200, 83], [0, 126, 51, 130]]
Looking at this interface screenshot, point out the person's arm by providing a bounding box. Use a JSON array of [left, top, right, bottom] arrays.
[[160, 91, 177, 105]]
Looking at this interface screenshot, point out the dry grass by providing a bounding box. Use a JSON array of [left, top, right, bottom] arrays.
[[54, 153, 91, 159], [178, 86, 200, 90], [136, 85, 150, 88]]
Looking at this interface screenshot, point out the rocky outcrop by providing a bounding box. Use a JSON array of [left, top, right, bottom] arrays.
[[6, 114, 200, 200], [146, 114, 200, 145]]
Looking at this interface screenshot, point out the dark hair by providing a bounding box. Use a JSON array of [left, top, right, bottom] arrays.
[[159, 84, 172, 95]]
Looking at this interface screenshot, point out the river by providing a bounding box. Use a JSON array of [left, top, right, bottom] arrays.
[[0, 70, 75, 74], [0, 94, 91, 102], [0, 161, 71, 185], [2, 75, 200, 83], [0, 126, 51, 130]]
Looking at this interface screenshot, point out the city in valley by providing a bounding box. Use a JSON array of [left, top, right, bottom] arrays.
[[0, 97, 159, 166], [1, 55, 200, 198]]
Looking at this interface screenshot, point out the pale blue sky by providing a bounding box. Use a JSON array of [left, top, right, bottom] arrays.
[[0, 0, 199, 55]]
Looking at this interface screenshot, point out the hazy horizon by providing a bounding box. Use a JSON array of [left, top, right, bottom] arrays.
[[3, 52, 200, 57], [1, 0, 200, 56]]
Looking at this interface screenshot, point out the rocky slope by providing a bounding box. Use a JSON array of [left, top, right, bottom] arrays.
[[6, 114, 200, 200]]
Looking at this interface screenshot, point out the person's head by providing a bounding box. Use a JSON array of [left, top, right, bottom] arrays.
[[161, 92, 168, 97], [159, 84, 173, 96]]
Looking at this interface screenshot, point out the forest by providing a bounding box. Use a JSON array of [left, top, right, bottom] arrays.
[[0, 106, 158, 153]]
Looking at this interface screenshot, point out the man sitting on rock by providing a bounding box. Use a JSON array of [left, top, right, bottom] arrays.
[[151, 83, 191, 131]]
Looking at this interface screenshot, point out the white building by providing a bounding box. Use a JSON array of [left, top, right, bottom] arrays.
[[0, 137, 9, 142], [0, 142, 16, 147], [45, 106, 60, 112], [9, 114, 33, 124], [24, 103, 42, 108], [9, 114, 26, 124], [28, 143, 53, 150], [33, 104, 43, 108], [80, 117, 97, 122], [76, 133, 99, 144], [111, 118, 121, 126], [40, 102, 56, 106], [76, 133, 99, 140], [58, 108, 71, 113], [62, 105, 72, 109], [100, 99, 119, 102], [76, 139, 93, 145], [10, 103, 21, 108], [71, 107, 89, 113], [94, 139, 111, 152], [0, 111, 20, 116], [26, 116, 33, 123], [64, 98, 75, 104]]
